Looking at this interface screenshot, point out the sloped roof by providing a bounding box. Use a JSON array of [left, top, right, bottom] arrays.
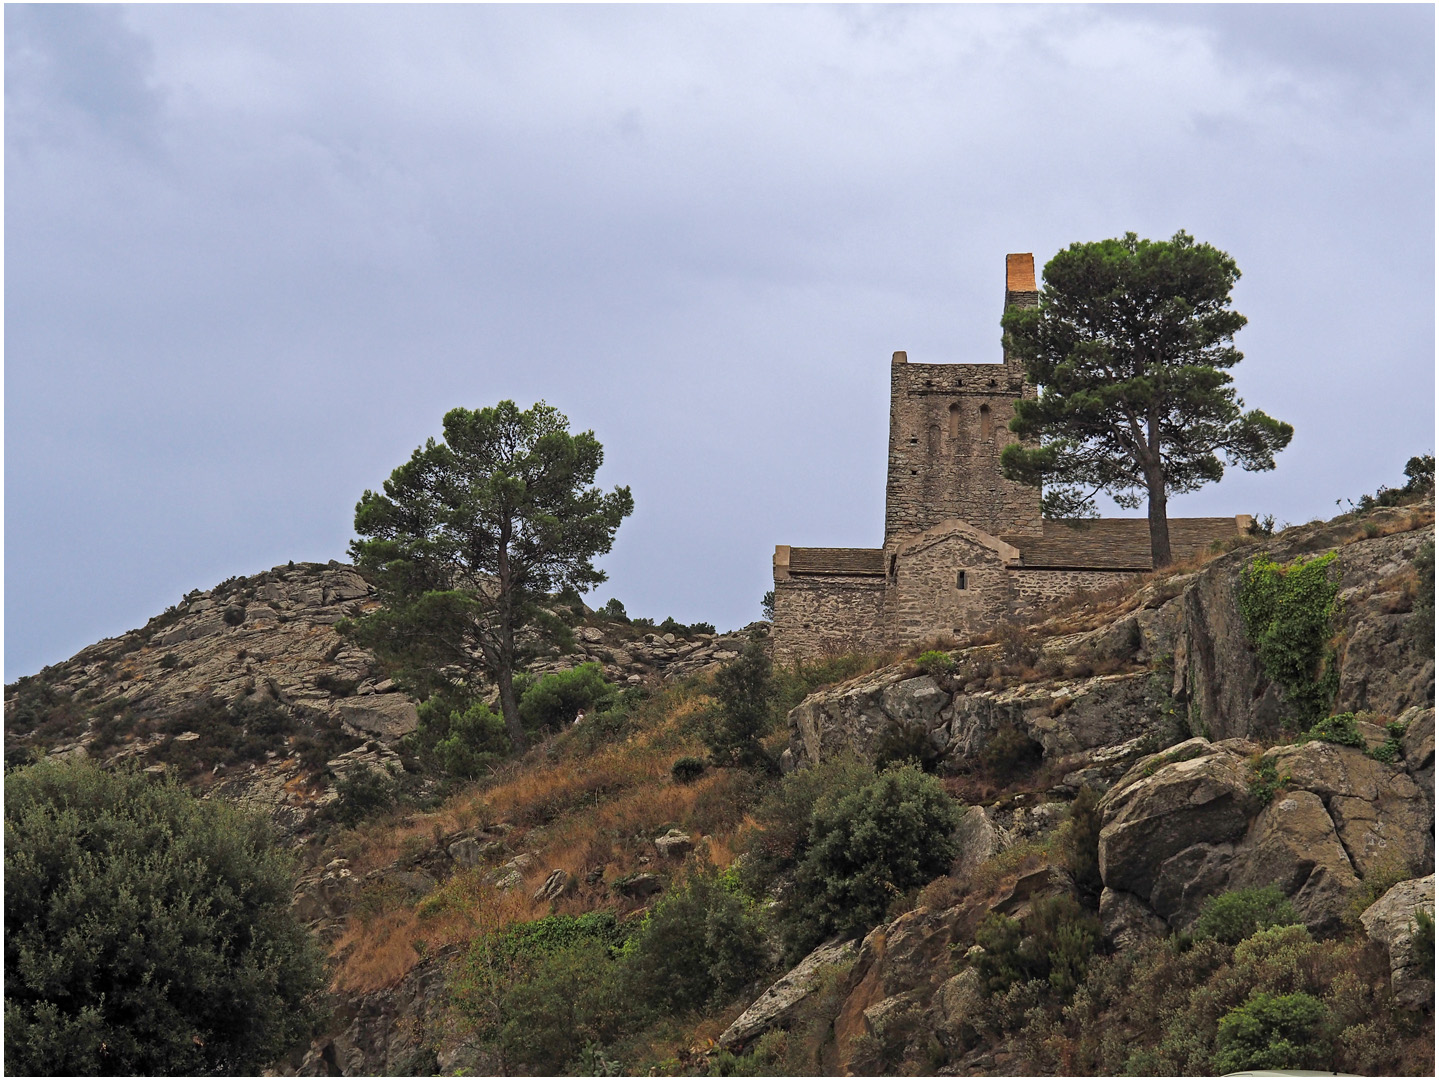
[[1002, 518, 1240, 570], [787, 547, 886, 576]]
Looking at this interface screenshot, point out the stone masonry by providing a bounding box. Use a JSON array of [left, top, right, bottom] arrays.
[[773, 253, 1246, 661]]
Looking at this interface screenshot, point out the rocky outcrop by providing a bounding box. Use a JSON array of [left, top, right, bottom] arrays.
[[1097, 733, 1433, 936], [718, 938, 858, 1050], [279, 947, 493, 1077], [1172, 513, 1433, 743], [787, 667, 1163, 782], [1361, 874, 1435, 1009]]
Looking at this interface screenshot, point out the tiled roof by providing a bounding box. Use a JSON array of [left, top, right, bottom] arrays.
[[788, 547, 887, 576], [1002, 518, 1240, 570]]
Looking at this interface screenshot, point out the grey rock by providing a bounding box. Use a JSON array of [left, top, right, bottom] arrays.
[[1361, 874, 1436, 1008], [718, 938, 858, 1049], [534, 869, 572, 902], [654, 828, 693, 859], [1099, 740, 1259, 901], [336, 695, 420, 740], [1100, 887, 1169, 950], [614, 873, 663, 900]]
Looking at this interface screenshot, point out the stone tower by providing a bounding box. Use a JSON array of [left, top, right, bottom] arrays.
[[882, 253, 1044, 543]]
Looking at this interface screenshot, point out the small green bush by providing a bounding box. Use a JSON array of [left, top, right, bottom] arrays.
[[1238, 551, 1342, 725], [699, 630, 776, 770], [1302, 712, 1367, 749], [1190, 885, 1301, 945], [915, 650, 956, 678], [1213, 991, 1331, 1073], [739, 754, 874, 899], [1248, 758, 1288, 805], [1411, 540, 1434, 655], [332, 766, 398, 826], [223, 605, 246, 627], [1411, 908, 1435, 975], [601, 598, 629, 622], [974, 894, 1100, 999], [671, 756, 707, 784], [433, 700, 510, 778], [980, 722, 1043, 780], [621, 861, 771, 1014], [519, 663, 617, 733], [1058, 785, 1104, 898]]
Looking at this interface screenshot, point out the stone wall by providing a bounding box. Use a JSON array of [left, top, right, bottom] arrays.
[[889, 525, 1017, 648], [1010, 568, 1139, 614], [772, 575, 889, 663], [883, 355, 1042, 542]]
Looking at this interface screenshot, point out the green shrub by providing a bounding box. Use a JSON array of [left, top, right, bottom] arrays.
[[489, 939, 627, 1074], [223, 605, 246, 627], [761, 590, 775, 622], [1302, 711, 1367, 749], [621, 861, 772, 1014], [739, 754, 873, 898], [783, 764, 961, 956], [1410, 907, 1435, 976], [4, 760, 324, 1075], [1190, 885, 1301, 945], [1213, 991, 1331, 1073], [671, 756, 707, 784], [601, 598, 629, 622], [1238, 551, 1342, 725], [974, 894, 1100, 999], [332, 766, 398, 826], [424, 699, 510, 779], [699, 630, 776, 770], [915, 650, 956, 678], [1058, 785, 1104, 898], [519, 663, 617, 733], [1248, 758, 1288, 805]]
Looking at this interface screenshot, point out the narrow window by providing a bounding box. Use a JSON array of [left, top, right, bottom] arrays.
[[956, 570, 968, 590], [948, 402, 961, 438], [979, 404, 993, 439]]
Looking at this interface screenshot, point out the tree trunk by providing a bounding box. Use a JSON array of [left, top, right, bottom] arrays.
[[1146, 465, 1172, 569], [495, 513, 527, 751], [496, 660, 526, 752]]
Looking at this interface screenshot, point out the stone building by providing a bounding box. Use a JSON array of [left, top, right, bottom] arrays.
[[771, 253, 1248, 662]]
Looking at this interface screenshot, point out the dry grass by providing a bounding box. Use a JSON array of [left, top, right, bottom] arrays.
[[323, 679, 775, 994]]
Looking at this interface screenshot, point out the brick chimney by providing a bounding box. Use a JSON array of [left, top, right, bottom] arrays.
[[1004, 253, 1038, 309]]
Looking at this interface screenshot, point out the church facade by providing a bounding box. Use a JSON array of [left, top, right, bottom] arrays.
[[771, 254, 1248, 662]]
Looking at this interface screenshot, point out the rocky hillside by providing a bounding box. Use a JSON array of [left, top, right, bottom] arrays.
[[4, 560, 759, 839], [5, 499, 1433, 1076], [745, 500, 1434, 1074]]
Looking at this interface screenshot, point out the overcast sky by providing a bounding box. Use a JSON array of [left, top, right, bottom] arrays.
[[6, 4, 1434, 680]]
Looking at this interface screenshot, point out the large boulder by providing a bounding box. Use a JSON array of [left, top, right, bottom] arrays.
[[1098, 739, 1260, 902], [717, 938, 858, 1050], [1264, 740, 1432, 880], [337, 694, 420, 740], [1226, 790, 1361, 935], [1360, 874, 1435, 1009]]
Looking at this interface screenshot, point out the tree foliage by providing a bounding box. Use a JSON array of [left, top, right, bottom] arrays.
[[4, 760, 324, 1076], [700, 629, 777, 770], [344, 401, 633, 749], [1000, 231, 1293, 566]]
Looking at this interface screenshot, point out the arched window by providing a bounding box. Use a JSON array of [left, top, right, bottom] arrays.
[[948, 402, 961, 439], [979, 404, 993, 439]]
